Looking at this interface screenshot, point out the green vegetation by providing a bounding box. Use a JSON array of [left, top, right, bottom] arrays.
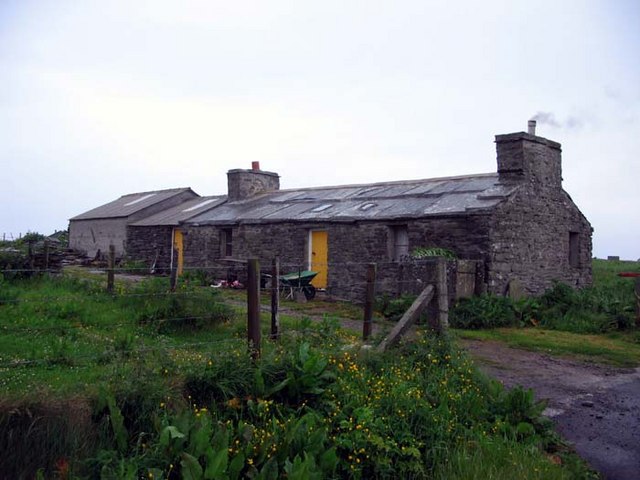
[[455, 328, 640, 368], [0, 274, 235, 395], [411, 247, 457, 259], [450, 258, 639, 367], [0, 271, 594, 478], [451, 259, 637, 334]]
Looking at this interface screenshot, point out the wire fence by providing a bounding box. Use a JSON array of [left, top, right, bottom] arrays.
[[0, 255, 455, 376]]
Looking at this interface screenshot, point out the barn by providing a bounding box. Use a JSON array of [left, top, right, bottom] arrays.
[[68, 188, 199, 258]]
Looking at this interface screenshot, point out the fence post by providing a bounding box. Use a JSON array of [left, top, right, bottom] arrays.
[[247, 258, 261, 359], [169, 249, 178, 292], [434, 257, 449, 333], [43, 239, 49, 271], [635, 277, 640, 328], [363, 263, 377, 341], [28, 240, 35, 272], [270, 257, 280, 339], [107, 244, 115, 293]]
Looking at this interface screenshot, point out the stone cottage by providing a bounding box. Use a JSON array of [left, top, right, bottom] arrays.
[[68, 188, 199, 258], [180, 123, 592, 298]]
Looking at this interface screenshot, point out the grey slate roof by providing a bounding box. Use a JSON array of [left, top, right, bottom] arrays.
[[187, 173, 519, 226], [130, 196, 227, 226], [70, 188, 196, 220]]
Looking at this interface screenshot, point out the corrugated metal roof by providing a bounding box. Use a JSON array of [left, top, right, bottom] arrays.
[[69, 188, 196, 220], [187, 174, 519, 225], [130, 196, 227, 226]]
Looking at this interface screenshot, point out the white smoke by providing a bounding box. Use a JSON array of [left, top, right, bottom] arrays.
[[530, 111, 583, 130]]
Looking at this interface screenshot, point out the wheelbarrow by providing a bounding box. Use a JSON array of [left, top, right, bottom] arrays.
[[280, 270, 318, 301]]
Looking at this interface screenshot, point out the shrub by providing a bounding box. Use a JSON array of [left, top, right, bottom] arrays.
[[411, 247, 457, 259], [375, 293, 419, 322], [537, 281, 635, 333], [450, 294, 518, 329]]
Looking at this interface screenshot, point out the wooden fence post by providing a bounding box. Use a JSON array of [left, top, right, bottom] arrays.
[[363, 263, 376, 341], [169, 249, 178, 292], [107, 244, 115, 293], [377, 285, 435, 352], [434, 257, 449, 333], [635, 277, 640, 328], [270, 257, 280, 339], [247, 258, 261, 359], [43, 239, 49, 271], [28, 240, 35, 272]]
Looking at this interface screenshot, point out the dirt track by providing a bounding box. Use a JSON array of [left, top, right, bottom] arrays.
[[462, 339, 640, 480]]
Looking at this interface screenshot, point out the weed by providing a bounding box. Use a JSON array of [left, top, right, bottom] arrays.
[[450, 294, 518, 329]]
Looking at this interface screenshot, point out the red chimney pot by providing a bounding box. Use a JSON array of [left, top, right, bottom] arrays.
[[251, 161, 260, 171]]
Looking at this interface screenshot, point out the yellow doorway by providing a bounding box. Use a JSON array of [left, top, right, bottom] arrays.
[[310, 230, 328, 288], [173, 228, 184, 276]]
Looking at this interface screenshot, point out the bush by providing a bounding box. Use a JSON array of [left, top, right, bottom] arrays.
[[537, 281, 635, 334], [450, 294, 518, 329], [375, 293, 419, 322], [452, 265, 637, 333]]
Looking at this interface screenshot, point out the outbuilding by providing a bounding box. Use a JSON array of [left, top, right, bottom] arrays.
[[68, 188, 199, 258]]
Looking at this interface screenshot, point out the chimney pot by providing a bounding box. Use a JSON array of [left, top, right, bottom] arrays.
[[252, 161, 260, 171], [528, 120, 536, 136]]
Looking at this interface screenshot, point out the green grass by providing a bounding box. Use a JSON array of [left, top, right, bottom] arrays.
[[0, 273, 238, 396], [455, 328, 640, 367], [435, 435, 597, 480], [0, 271, 597, 479]]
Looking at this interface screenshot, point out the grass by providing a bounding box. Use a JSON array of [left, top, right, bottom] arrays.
[[449, 258, 639, 366], [455, 328, 640, 367], [435, 435, 597, 480], [0, 269, 597, 479], [0, 273, 238, 397]]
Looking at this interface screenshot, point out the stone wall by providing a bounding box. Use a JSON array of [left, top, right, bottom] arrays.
[[182, 216, 491, 303], [125, 226, 173, 272], [489, 132, 593, 295], [487, 187, 592, 295]]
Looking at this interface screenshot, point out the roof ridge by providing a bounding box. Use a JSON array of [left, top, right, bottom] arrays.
[[276, 172, 496, 194], [119, 187, 194, 198]]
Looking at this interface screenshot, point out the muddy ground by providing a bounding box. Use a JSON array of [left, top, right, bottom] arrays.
[[462, 339, 640, 480]]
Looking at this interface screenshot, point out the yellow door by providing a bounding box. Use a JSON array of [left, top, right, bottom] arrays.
[[310, 231, 328, 288], [173, 228, 184, 276]]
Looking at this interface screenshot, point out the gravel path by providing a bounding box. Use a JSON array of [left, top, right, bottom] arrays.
[[462, 339, 640, 480]]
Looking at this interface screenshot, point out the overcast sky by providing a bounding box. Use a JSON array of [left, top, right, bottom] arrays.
[[1, 0, 638, 259]]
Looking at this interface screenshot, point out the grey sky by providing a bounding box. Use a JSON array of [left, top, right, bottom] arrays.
[[1, 0, 638, 259]]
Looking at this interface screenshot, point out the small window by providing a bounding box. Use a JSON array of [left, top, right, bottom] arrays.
[[311, 204, 333, 212], [359, 202, 377, 211], [569, 232, 579, 268], [389, 225, 409, 261], [220, 228, 233, 257]]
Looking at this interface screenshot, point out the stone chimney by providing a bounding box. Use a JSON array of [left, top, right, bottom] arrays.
[[496, 122, 562, 190], [227, 163, 280, 201]]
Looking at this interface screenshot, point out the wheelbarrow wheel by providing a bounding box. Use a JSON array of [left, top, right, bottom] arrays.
[[302, 285, 316, 300]]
